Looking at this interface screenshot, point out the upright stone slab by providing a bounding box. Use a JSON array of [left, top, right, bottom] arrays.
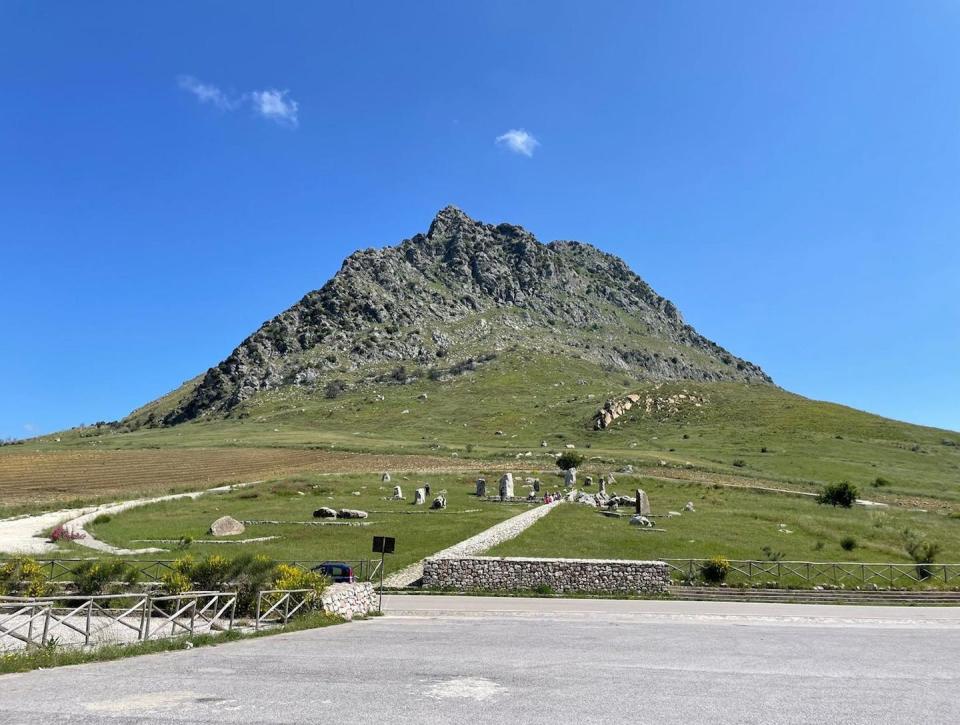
[[635, 489, 651, 515], [392, 485, 403, 499], [414, 488, 426, 505], [564, 468, 577, 487], [424, 483, 431, 496], [584, 476, 593, 487], [475, 478, 487, 497], [533, 479, 541, 493], [499, 473, 514, 499], [381, 472, 391, 483], [598, 477, 607, 496]]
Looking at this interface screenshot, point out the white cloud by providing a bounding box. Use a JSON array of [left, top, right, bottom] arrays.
[[177, 75, 237, 110], [495, 128, 539, 157], [22, 422, 36, 433], [249, 89, 299, 127], [178, 76, 299, 127]]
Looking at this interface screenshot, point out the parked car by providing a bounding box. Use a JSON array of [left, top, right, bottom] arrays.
[[311, 561, 356, 583]]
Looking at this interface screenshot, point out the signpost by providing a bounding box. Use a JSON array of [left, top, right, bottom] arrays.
[[372, 536, 395, 612]]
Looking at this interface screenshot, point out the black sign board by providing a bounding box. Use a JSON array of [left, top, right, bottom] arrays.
[[373, 536, 396, 554]]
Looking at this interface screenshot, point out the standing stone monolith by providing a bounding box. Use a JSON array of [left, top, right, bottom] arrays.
[[564, 468, 577, 487], [635, 489, 651, 515], [382, 472, 391, 483], [476, 478, 487, 497], [392, 485, 403, 500], [533, 479, 541, 493], [598, 477, 607, 496], [414, 488, 426, 505], [499, 473, 514, 499], [584, 476, 593, 487], [424, 483, 431, 496]]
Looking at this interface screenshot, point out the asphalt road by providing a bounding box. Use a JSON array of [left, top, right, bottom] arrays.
[[2, 595, 959, 724]]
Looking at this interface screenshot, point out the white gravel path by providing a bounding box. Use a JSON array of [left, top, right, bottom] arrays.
[[382, 498, 564, 588], [0, 482, 260, 556]]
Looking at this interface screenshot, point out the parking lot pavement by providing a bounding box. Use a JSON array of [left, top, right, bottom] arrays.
[[1, 596, 958, 724]]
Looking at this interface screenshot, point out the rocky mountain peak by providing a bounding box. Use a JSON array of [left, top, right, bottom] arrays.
[[153, 208, 771, 425]]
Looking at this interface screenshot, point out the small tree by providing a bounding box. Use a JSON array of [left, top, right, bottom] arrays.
[[555, 451, 584, 471], [817, 481, 859, 508]]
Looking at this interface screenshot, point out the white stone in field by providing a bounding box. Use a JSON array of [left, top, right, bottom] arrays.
[[208, 516, 245, 536]]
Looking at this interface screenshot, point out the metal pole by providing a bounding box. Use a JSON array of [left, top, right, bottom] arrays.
[[378, 549, 385, 612]]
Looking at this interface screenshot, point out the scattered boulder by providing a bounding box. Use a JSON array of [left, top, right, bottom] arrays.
[[684, 501, 695, 512], [495, 430, 504, 436], [584, 476, 593, 487], [313, 507, 337, 519], [209, 516, 245, 536], [540, 440, 548, 448], [620, 465, 634, 474], [630, 515, 653, 527], [431, 495, 447, 510], [667, 511, 682, 518], [337, 509, 368, 519]]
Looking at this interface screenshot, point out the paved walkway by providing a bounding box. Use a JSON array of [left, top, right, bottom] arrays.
[[2, 596, 958, 724], [382, 499, 562, 587]]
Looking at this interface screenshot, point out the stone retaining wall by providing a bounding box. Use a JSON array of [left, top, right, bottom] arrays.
[[422, 556, 670, 594], [320, 582, 377, 620]]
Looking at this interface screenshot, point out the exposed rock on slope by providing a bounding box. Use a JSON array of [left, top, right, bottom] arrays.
[[158, 206, 770, 425]]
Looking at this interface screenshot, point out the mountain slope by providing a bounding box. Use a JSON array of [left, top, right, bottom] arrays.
[[151, 206, 770, 426]]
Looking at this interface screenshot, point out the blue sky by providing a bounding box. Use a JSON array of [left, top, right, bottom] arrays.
[[2, 1, 958, 438]]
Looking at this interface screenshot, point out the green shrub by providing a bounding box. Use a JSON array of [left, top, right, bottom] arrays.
[[732, 459, 746, 468], [872, 477, 891, 488], [0, 557, 50, 597], [73, 560, 140, 596], [700, 556, 730, 584], [817, 481, 859, 508], [555, 451, 584, 471], [903, 531, 941, 580], [92, 514, 112, 525], [761, 546, 783, 562], [840, 537, 857, 551]]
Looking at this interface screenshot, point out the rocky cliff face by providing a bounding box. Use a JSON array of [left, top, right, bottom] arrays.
[[161, 206, 770, 424]]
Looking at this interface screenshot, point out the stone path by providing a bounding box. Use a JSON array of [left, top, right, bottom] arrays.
[[382, 498, 563, 587], [0, 482, 259, 556]]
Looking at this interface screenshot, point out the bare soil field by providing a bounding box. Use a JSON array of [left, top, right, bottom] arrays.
[[0, 447, 479, 507]]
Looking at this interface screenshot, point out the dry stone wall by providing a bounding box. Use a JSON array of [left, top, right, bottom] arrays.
[[319, 582, 377, 620], [422, 556, 670, 594]]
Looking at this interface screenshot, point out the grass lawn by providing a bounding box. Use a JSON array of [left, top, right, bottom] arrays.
[[485, 477, 960, 568], [81, 471, 539, 575]]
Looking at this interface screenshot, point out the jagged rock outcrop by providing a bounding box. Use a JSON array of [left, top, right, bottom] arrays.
[[153, 206, 770, 425]]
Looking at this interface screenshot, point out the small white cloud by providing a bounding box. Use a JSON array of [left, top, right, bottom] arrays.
[[495, 128, 539, 157], [178, 76, 299, 128], [23, 423, 36, 433], [177, 75, 237, 110], [249, 89, 299, 127]]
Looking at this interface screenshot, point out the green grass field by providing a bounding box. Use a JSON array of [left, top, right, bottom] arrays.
[[78, 471, 535, 575], [487, 477, 960, 564], [4, 351, 959, 576]]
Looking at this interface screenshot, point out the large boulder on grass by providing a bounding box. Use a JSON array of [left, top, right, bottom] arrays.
[[209, 516, 245, 536], [337, 509, 369, 519], [313, 507, 337, 518]]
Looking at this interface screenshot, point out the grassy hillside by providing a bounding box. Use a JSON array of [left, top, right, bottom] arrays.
[[10, 351, 957, 506]]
